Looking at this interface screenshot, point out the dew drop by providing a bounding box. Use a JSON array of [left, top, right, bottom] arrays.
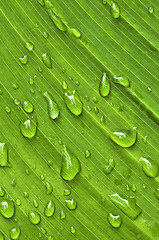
[[48, 236, 54, 240], [37, 0, 45, 7], [42, 53, 52, 69], [46, 9, 67, 32], [92, 96, 98, 104], [44, 200, 55, 217], [0, 231, 4, 240], [108, 213, 122, 228], [30, 88, 35, 94], [23, 192, 29, 198], [0, 186, 5, 197], [43, 92, 59, 119], [72, 28, 81, 38], [85, 95, 89, 101], [20, 116, 37, 139], [62, 81, 67, 90], [103, 159, 115, 174], [15, 199, 21, 206], [100, 115, 105, 124], [109, 127, 137, 148], [43, 31, 49, 39], [139, 157, 159, 178], [65, 199, 77, 210], [131, 185, 137, 192], [44, 0, 54, 8], [64, 90, 83, 116], [113, 75, 129, 87], [94, 106, 99, 114], [45, 182, 53, 195], [10, 227, 21, 239], [28, 211, 41, 225], [41, 227, 47, 235], [143, 136, 147, 143], [38, 66, 43, 72], [63, 189, 71, 196], [25, 169, 30, 175], [11, 179, 16, 187], [22, 100, 34, 113], [126, 185, 130, 191], [87, 105, 92, 111], [14, 99, 21, 106], [70, 226, 76, 234], [60, 210, 66, 220], [118, 104, 124, 112], [33, 200, 39, 208], [148, 6, 154, 14], [99, 72, 110, 97], [25, 42, 34, 51], [13, 84, 19, 90], [111, 1, 120, 19], [85, 149, 91, 158], [19, 55, 28, 65], [40, 175, 45, 181], [5, 107, 11, 113], [47, 160, 53, 167], [61, 145, 81, 181], [28, 78, 34, 85], [154, 188, 159, 200], [0, 143, 10, 167], [0, 199, 15, 218], [142, 183, 146, 189]]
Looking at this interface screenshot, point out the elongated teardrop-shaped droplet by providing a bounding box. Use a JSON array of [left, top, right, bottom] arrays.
[[20, 116, 37, 139], [0, 143, 10, 167], [44, 200, 55, 217], [42, 53, 52, 69], [61, 145, 81, 181], [22, 100, 34, 113], [103, 159, 115, 174], [154, 188, 159, 200], [10, 227, 21, 239], [70, 226, 76, 234], [64, 90, 83, 116], [108, 213, 122, 228], [33, 200, 38, 208], [65, 199, 77, 210], [72, 28, 81, 38], [28, 211, 41, 225], [0, 186, 5, 197], [19, 55, 28, 65], [111, 1, 120, 19], [139, 157, 159, 178], [0, 231, 4, 240], [45, 182, 53, 195], [99, 72, 110, 97], [44, 0, 53, 8], [0, 199, 15, 218], [46, 9, 67, 32], [37, 0, 45, 6], [85, 149, 91, 158], [60, 210, 66, 219], [109, 193, 142, 220], [113, 75, 129, 87], [109, 127, 137, 148], [25, 42, 34, 51], [43, 92, 59, 119]]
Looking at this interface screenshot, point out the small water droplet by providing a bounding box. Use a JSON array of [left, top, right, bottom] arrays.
[[35, 23, 39, 28], [94, 106, 99, 114], [19, 55, 28, 65], [113, 75, 129, 87], [64, 90, 83, 116], [111, 1, 120, 19], [48, 236, 54, 240], [22, 100, 34, 113], [143, 136, 147, 143], [20, 116, 37, 139], [101, 196, 106, 202], [154, 188, 159, 200], [0, 199, 15, 218], [25, 169, 30, 175], [32, 164, 36, 170], [139, 157, 159, 178], [103, 159, 115, 174], [30, 88, 35, 94], [108, 213, 122, 228], [85, 95, 89, 101], [60, 210, 66, 219], [41, 227, 47, 235], [44, 92, 59, 119], [23, 192, 29, 198], [40, 175, 45, 181], [61, 81, 67, 90], [131, 184, 137, 192], [75, 80, 80, 86], [44, 200, 55, 217], [70, 226, 76, 234], [28, 211, 41, 225], [68, 76, 72, 81], [25, 42, 34, 51], [46, 9, 67, 32], [38, 66, 43, 72], [0, 143, 10, 167], [0, 186, 5, 197], [11, 179, 16, 187], [109, 127, 137, 148], [65, 198, 77, 210], [15, 199, 21, 206], [42, 53, 52, 69], [61, 145, 81, 181], [28, 78, 34, 85], [103, 0, 107, 4], [92, 96, 98, 104], [10, 227, 21, 239], [14, 98, 21, 106], [147, 86, 152, 92], [63, 189, 71, 196], [13, 83, 19, 90], [87, 105, 92, 111], [45, 182, 53, 195], [100, 115, 105, 124], [0, 231, 5, 240], [126, 185, 130, 191], [142, 183, 146, 189], [148, 6, 154, 14], [85, 149, 91, 158], [37, 0, 45, 7], [33, 199, 39, 208], [43, 31, 49, 38], [5, 106, 11, 113], [47, 160, 53, 167], [99, 72, 110, 97], [72, 28, 81, 38]]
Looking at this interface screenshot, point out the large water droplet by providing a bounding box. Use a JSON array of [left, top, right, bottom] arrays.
[[25, 42, 34, 51], [72, 28, 81, 38], [0, 186, 5, 197], [45, 182, 53, 195], [61, 145, 81, 181], [109, 193, 142, 219], [0, 231, 4, 240], [64, 90, 83, 116], [60, 210, 66, 219], [139, 157, 159, 178], [20, 116, 37, 139], [28, 211, 41, 225], [0, 199, 15, 218], [42, 53, 52, 69], [10, 227, 21, 239], [111, 1, 120, 19], [65, 199, 77, 210], [0, 143, 10, 167], [43, 92, 59, 119], [22, 100, 34, 113], [113, 75, 129, 87], [37, 0, 45, 6], [154, 188, 159, 200], [44, 200, 55, 217], [99, 72, 110, 97], [46, 9, 67, 32], [108, 213, 122, 228], [103, 159, 115, 174], [19, 55, 28, 65], [109, 127, 137, 147]]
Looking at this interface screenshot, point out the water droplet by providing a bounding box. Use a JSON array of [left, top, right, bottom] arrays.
[[108, 213, 122, 228], [118, 104, 124, 111], [33, 200, 39, 208], [48, 236, 54, 240], [20, 116, 37, 139], [0, 143, 10, 167], [72, 28, 81, 38], [25, 169, 30, 175], [47, 160, 53, 167], [109, 193, 142, 219], [5, 106, 11, 113], [109, 127, 137, 148], [100, 115, 105, 124], [28, 78, 34, 85], [13, 83, 19, 90], [131, 185, 137, 192], [44, 92, 59, 119], [65, 199, 77, 210], [103, 0, 107, 4], [0, 231, 4, 240], [99, 72, 110, 97], [62, 68, 66, 73], [40, 175, 45, 181], [10, 227, 21, 239], [25, 42, 34, 51], [42, 53, 52, 69], [15, 199, 21, 206], [30, 88, 35, 94], [147, 86, 152, 92], [148, 6, 154, 14], [154, 188, 159, 200], [43, 31, 49, 38], [11, 179, 16, 187], [44, 200, 55, 217], [41, 227, 47, 235], [113, 75, 129, 87], [92, 96, 98, 104], [28, 211, 41, 225], [142, 184, 146, 189], [19, 55, 28, 65], [45, 182, 53, 195], [126, 185, 130, 191], [85, 174, 92, 180], [85, 95, 89, 101], [22, 100, 34, 113], [0, 199, 15, 218], [63, 189, 71, 196], [37, 0, 45, 7], [64, 90, 83, 116], [14, 99, 21, 106], [38, 66, 43, 72], [111, 1, 120, 19], [70, 226, 76, 234], [46, 9, 67, 32], [61, 81, 67, 90], [139, 157, 159, 178], [0, 186, 5, 197], [85, 149, 91, 158], [87, 105, 92, 111], [143, 136, 147, 144], [103, 159, 115, 174], [23, 192, 29, 198], [60, 210, 66, 219], [61, 145, 81, 181], [44, 0, 54, 8], [94, 106, 99, 114]]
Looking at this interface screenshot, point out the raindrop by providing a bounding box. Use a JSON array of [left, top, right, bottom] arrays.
[[14, 99, 21, 106], [72, 28, 81, 38], [45, 182, 53, 195], [65, 199, 77, 210], [62, 81, 67, 90], [0, 199, 15, 218], [94, 106, 99, 114], [41, 227, 47, 235], [33, 200, 39, 208], [40, 175, 45, 181], [85, 95, 89, 101], [100, 115, 105, 124], [0, 143, 10, 167], [28, 78, 34, 85], [92, 96, 98, 104], [131, 185, 137, 192], [44, 200, 55, 217], [64, 90, 83, 116], [42, 53, 52, 69], [103, 159, 115, 174], [37, 0, 45, 7], [109, 127, 137, 147], [110, 1, 120, 19], [30, 88, 35, 94], [87, 105, 92, 111], [11, 179, 16, 187], [60, 210, 66, 219], [10, 227, 21, 239], [47, 160, 53, 167], [118, 104, 124, 111], [43, 92, 59, 119], [61, 145, 81, 181], [148, 6, 154, 14], [147, 86, 152, 92], [5, 107, 11, 113], [0, 186, 5, 197], [85, 149, 91, 158], [142, 184, 146, 189], [15, 199, 21, 206], [25, 42, 34, 51], [46, 9, 67, 32], [107, 213, 122, 228], [63, 189, 71, 196], [20, 116, 37, 139], [22, 100, 34, 113], [143, 136, 147, 143], [28, 211, 41, 225], [99, 72, 110, 97], [25, 169, 30, 175], [154, 188, 159, 200], [23, 192, 29, 198], [19, 55, 28, 65], [126, 185, 130, 191], [38, 66, 43, 72], [70, 226, 76, 234], [75, 80, 80, 86], [113, 75, 129, 87], [62, 68, 66, 73], [13, 83, 19, 90], [43, 31, 49, 39], [139, 157, 159, 178]]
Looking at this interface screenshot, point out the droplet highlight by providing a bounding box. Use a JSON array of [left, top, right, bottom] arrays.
[[25, 42, 34, 51], [45, 182, 53, 195], [19, 55, 28, 65], [22, 100, 34, 113]]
